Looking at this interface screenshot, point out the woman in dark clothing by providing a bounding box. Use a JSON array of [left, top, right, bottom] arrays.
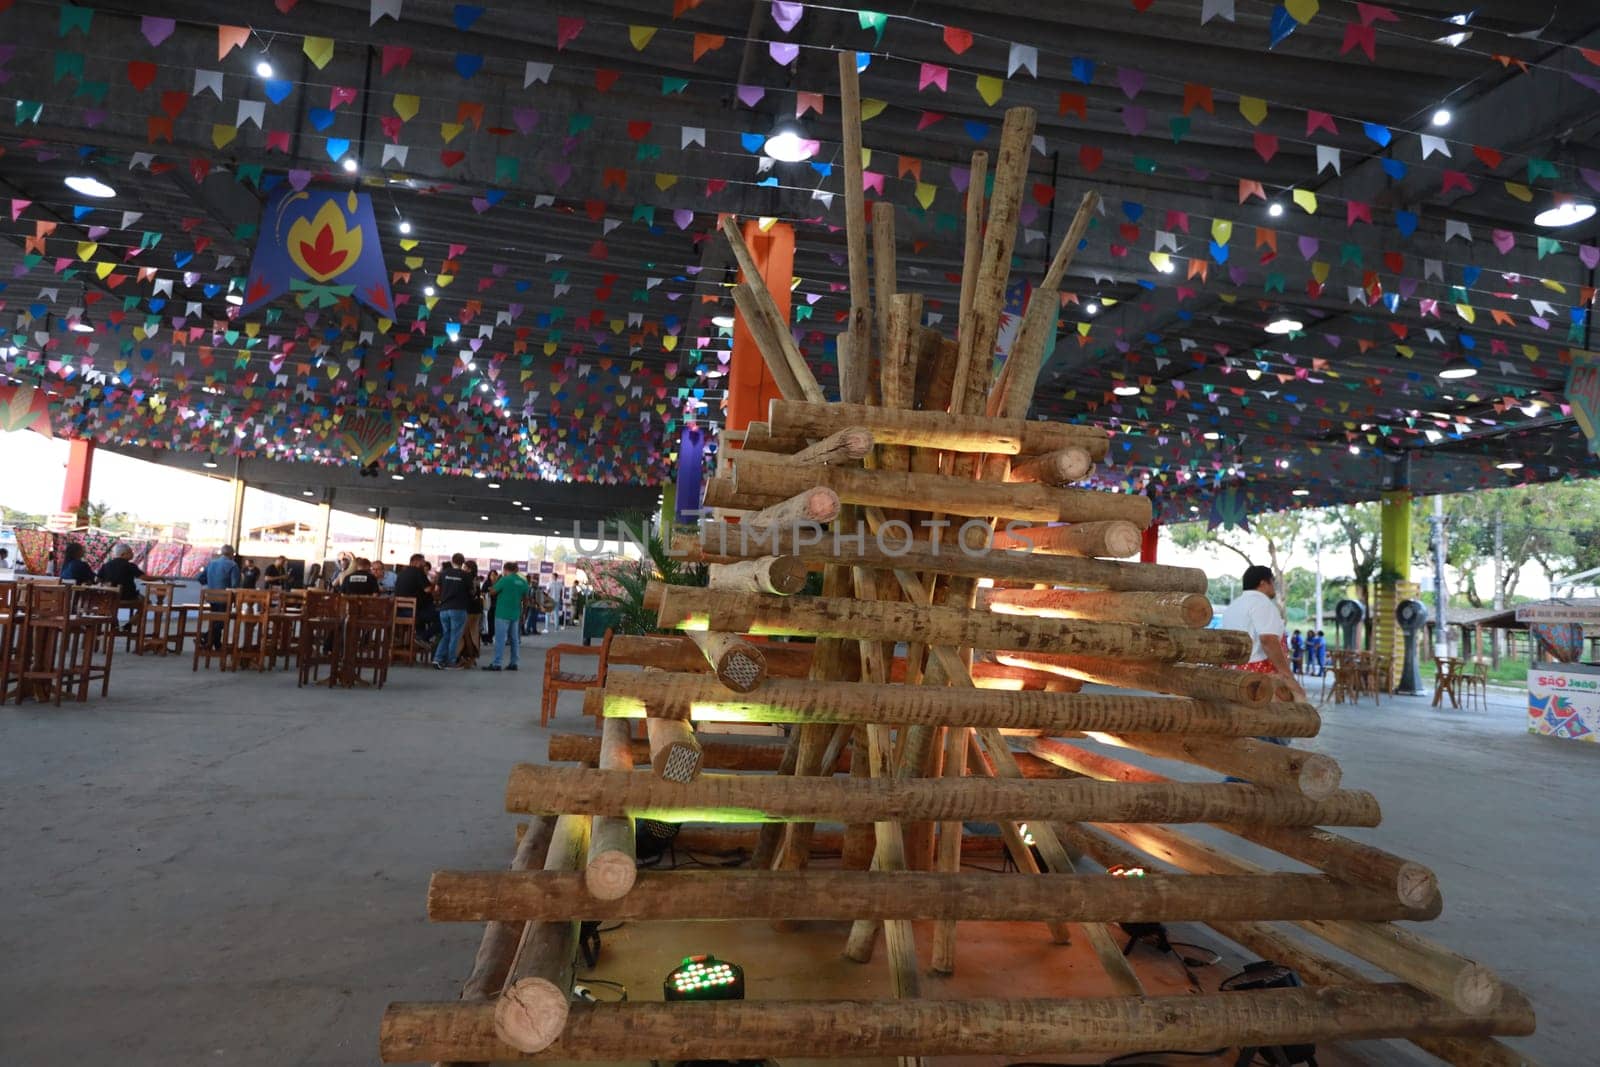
[[60, 541, 96, 583], [482, 569, 500, 642]]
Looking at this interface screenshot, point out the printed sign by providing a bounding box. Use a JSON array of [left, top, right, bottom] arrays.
[[1515, 602, 1600, 625], [1528, 668, 1600, 743]]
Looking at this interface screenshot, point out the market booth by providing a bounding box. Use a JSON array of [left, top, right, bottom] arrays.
[[1520, 601, 1600, 744]]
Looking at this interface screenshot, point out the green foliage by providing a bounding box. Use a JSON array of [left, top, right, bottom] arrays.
[[589, 512, 707, 636]]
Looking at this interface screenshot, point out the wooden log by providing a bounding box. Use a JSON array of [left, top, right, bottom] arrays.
[[684, 630, 768, 692], [837, 50, 870, 390], [595, 671, 1320, 737], [766, 399, 1109, 459], [380, 986, 1535, 1063], [730, 451, 1150, 525], [728, 281, 809, 403], [584, 721, 637, 902], [706, 555, 809, 595], [606, 634, 810, 677], [687, 521, 1206, 592], [440, 812, 555, 1055], [931, 726, 968, 974], [913, 329, 959, 414], [991, 520, 1143, 558], [957, 107, 1036, 412], [427, 869, 1433, 924], [503, 765, 1384, 828], [1101, 733, 1343, 799], [790, 427, 873, 466], [748, 486, 840, 526], [997, 652, 1273, 704], [982, 589, 1213, 628], [492, 813, 589, 1054], [872, 204, 897, 374], [656, 587, 1250, 665], [1005, 448, 1094, 486], [645, 717, 703, 782], [550, 732, 844, 775], [953, 151, 988, 409]]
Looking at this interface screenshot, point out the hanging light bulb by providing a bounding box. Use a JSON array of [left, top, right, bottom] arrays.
[[763, 117, 818, 163], [1534, 201, 1596, 228]]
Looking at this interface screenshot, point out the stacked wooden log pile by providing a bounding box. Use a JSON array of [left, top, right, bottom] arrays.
[[380, 62, 1535, 1066]]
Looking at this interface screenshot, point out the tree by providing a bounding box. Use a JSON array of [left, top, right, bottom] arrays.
[[1323, 502, 1382, 614], [78, 500, 134, 533], [1169, 510, 1309, 617]]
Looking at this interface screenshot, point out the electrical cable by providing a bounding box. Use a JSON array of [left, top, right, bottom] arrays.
[[573, 976, 629, 1002]]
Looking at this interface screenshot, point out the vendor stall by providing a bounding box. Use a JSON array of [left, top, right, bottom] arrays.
[[1518, 601, 1600, 744]]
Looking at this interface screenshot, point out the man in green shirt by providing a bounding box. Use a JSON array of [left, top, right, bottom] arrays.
[[483, 562, 531, 671]]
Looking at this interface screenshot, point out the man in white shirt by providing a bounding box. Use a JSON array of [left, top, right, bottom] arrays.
[[1218, 564, 1306, 703]]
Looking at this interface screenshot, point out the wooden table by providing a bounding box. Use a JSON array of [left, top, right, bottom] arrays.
[[1432, 656, 1463, 708]]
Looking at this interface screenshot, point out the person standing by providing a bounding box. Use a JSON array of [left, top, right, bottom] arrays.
[[1217, 565, 1305, 704], [1313, 629, 1328, 676], [483, 562, 530, 671], [262, 555, 290, 589], [239, 558, 262, 589], [432, 553, 471, 670], [1289, 629, 1304, 675], [460, 561, 484, 667], [199, 545, 242, 649], [481, 568, 500, 644]]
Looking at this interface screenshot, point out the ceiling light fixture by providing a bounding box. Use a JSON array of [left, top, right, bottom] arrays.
[[398, 220, 412, 234], [1084, 302, 1100, 316], [1430, 108, 1452, 127], [1438, 361, 1477, 380], [341, 157, 358, 174], [762, 117, 818, 163], [1113, 384, 1141, 397], [487, 482, 501, 489], [1533, 201, 1596, 228], [64, 175, 116, 198], [202, 460, 219, 469], [473, 472, 487, 479], [480, 515, 489, 521], [226, 293, 244, 306], [1292, 488, 1310, 496], [1268, 202, 1285, 218], [70, 320, 94, 333], [1263, 317, 1303, 335], [255, 59, 274, 78], [711, 314, 735, 328], [1496, 461, 1524, 471], [302, 489, 315, 497], [391, 473, 405, 480], [1202, 431, 1220, 440], [424, 284, 435, 296]]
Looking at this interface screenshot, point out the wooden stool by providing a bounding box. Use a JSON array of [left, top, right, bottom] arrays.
[[15, 582, 74, 705], [296, 590, 342, 687], [541, 630, 613, 727], [227, 590, 274, 672], [137, 582, 178, 655], [264, 589, 302, 671], [391, 596, 419, 666], [0, 582, 20, 704]]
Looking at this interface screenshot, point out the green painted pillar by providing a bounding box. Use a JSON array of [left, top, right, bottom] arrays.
[[1379, 489, 1412, 582], [1374, 489, 1416, 689]]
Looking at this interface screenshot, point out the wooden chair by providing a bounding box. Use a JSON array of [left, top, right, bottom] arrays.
[[340, 595, 395, 688], [0, 582, 20, 704], [66, 586, 121, 700], [192, 590, 235, 672], [1458, 659, 1490, 711], [541, 629, 613, 727], [14, 582, 74, 705], [390, 596, 420, 666], [264, 589, 303, 671], [228, 590, 275, 672], [296, 590, 343, 688], [136, 582, 177, 655]]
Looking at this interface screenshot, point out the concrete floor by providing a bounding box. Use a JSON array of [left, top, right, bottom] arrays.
[[0, 635, 1588, 1065]]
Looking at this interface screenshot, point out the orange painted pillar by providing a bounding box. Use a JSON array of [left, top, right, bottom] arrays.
[[1140, 521, 1160, 564], [61, 438, 95, 514], [725, 219, 795, 434]]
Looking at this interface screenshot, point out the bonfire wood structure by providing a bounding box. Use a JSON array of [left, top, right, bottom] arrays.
[[382, 87, 1534, 1065]]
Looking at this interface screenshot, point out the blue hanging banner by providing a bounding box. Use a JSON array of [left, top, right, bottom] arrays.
[[242, 187, 394, 317], [674, 425, 710, 525]]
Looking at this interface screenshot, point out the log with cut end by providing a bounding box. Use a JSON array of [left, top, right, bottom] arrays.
[[982, 589, 1213, 628], [685, 630, 768, 692], [1005, 448, 1094, 486], [492, 813, 589, 1054], [749, 486, 840, 526], [991, 520, 1144, 558], [707, 555, 809, 596], [503, 765, 1383, 828], [1062, 769, 1439, 913], [443, 814, 555, 1023], [789, 427, 874, 466], [656, 586, 1250, 665], [997, 652, 1274, 705], [585, 720, 636, 901], [730, 452, 1150, 526], [685, 522, 1208, 592], [767, 399, 1109, 459], [427, 869, 1431, 924], [380, 985, 1534, 1062], [645, 717, 703, 782], [1094, 733, 1344, 799], [594, 671, 1318, 736]]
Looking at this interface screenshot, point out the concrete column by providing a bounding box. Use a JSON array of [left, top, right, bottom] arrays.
[[227, 459, 247, 549], [411, 525, 424, 554], [313, 491, 334, 572], [60, 438, 95, 516], [373, 507, 387, 561]]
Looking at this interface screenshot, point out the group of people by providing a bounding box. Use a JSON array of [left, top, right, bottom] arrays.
[[1289, 629, 1329, 677], [391, 552, 531, 671]]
